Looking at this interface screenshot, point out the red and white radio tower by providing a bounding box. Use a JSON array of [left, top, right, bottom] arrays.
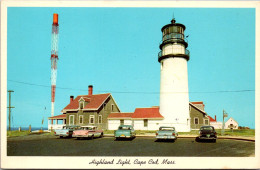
[[50, 13, 59, 117]]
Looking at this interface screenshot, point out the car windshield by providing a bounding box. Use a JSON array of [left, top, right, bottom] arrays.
[[81, 127, 93, 130], [119, 126, 131, 130], [201, 127, 214, 131], [160, 127, 175, 131]]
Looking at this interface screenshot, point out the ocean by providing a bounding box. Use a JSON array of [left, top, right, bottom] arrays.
[[7, 127, 48, 131]]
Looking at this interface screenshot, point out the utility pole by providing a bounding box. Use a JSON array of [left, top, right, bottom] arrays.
[[221, 110, 228, 136], [7, 90, 15, 131]]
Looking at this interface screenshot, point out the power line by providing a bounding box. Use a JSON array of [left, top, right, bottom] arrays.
[[8, 79, 85, 91], [8, 79, 255, 94]]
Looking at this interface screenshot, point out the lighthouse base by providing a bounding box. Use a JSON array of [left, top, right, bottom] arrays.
[[160, 122, 191, 132]]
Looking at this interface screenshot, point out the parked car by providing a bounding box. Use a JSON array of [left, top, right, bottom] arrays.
[[155, 126, 178, 142], [196, 126, 217, 142], [54, 125, 79, 138], [114, 125, 136, 140], [72, 126, 103, 140]]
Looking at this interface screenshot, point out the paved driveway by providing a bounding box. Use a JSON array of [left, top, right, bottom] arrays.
[[7, 135, 255, 156]]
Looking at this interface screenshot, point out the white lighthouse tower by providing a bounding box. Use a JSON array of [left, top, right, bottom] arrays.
[[158, 18, 191, 132]]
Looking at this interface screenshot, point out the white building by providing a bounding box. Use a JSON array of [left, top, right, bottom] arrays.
[[158, 18, 191, 132], [208, 115, 222, 129], [208, 115, 239, 130], [225, 117, 239, 129], [107, 107, 164, 130], [48, 114, 66, 130], [107, 113, 133, 130], [210, 122, 223, 129]]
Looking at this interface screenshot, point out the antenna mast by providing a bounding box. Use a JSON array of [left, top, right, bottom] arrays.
[[50, 13, 59, 117]]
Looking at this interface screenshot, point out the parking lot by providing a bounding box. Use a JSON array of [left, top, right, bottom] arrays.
[[7, 134, 255, 156]]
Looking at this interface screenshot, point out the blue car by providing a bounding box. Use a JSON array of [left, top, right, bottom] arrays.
[[155, 126, 178, 142], [114, 125, 136, 140]]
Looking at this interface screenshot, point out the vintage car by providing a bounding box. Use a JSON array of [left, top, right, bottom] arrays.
[[114, 125, 136, 140], [196, 126, 217, 142], [155, 126, 178, 141], [72, 126, 103, 140], [54, 125, 79, 138]]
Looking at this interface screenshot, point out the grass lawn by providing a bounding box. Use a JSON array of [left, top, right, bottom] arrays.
[[103, 130, 157, 135], [215, 129, 255, 137], [7, 130, 31, 137], [7, 130, 54, 137]]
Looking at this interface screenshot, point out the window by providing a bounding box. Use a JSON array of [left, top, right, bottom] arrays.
[[177, 27, 180, 33], [104, 103, 107, 110], [69, 115, 74, 125], [79, 102, 84, 109], [169, 26, 173, 33], [166, 27, 169, 34], [194, 117, 199, 124], [111, 104, 114, 111], [144, 119, 148, 127], [89, 115, 94, 124], [79, 115, 83, 124], [98, 115, 102, 124], [161, 62, 163, 70], [204, 119, 209, 125], [173, 26, 178, 33], [120, 119, 124, 125]]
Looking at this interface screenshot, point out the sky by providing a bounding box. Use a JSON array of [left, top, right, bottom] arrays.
[[6, 7, 255, 129]]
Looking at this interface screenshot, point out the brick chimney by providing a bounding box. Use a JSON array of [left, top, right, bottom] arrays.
[[70, 96, 74, 103], [215, 115, 217, 121], [88, 85, 93, 96]]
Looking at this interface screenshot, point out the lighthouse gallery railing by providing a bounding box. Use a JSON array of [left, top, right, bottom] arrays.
[[158, 49, 190, 59]]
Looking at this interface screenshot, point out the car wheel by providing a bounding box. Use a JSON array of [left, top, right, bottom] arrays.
[[77, 137, 80, 140], [60, 136, 63, 138], [195, 137, 200, 142], [100, 133, 103, 138]]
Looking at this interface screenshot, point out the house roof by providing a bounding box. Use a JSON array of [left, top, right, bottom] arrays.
[[62, 93, 111, 111], [189, 102, 207, 115], [132, 107, 164, 119], [190, 101, 204, 105], [207, 115, 216, 122], [225, 117, 239, 125], [48, 114, 66, 120], [107, 107, 164, 120], [108, 113, 133, 119]]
